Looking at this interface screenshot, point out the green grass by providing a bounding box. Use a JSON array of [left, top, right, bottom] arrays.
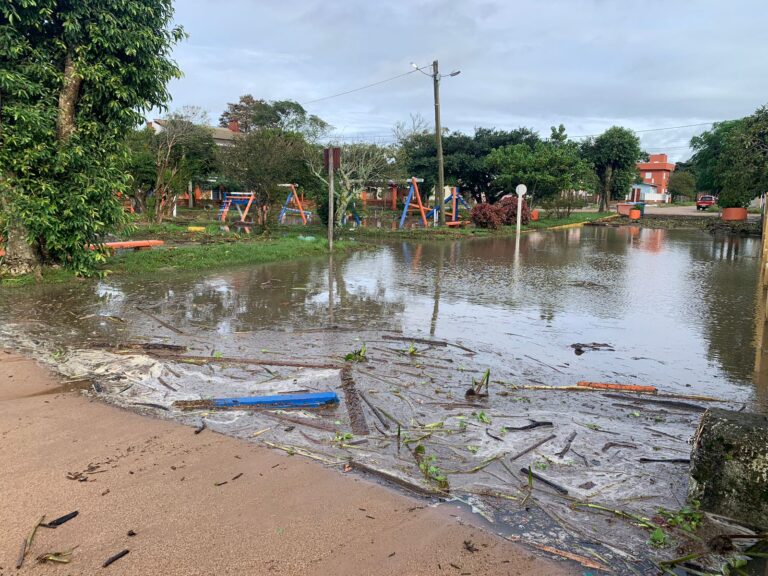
[[523, 212, 615, 230], [106, 236, 354, 275], [346, 211, 615, 239], [1, 211, 614, 286], [0, 267, 78, 288]]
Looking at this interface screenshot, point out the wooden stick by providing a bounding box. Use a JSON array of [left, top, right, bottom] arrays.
[[557, 431, 577, 458], [17, 515, 45, 569], [358, 391, 391, 430], [151, 353, 341, 370], [16, 539, 27, 570], [136, 307, 183, 334], [509, 434, 556, 462], [381, 334, 476, 354], [506, 538, 611, 572], [502, 383, 724, 402], [523, 355, 564, 373], [264, 412, 336, 432], [349, 460, 446, 498], [102, 549, 130, 568], [577, 381, 657, 393], [522, 467, 569, 494]]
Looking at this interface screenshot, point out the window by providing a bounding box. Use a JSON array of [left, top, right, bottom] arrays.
[[645, 172, 652, 179]]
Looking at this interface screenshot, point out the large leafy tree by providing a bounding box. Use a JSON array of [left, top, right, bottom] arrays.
[[668, 171, 696, 201], [689, 120, 744, 196], [485, 125, 593, 204], [219, 95, 330, 140], [582, 127, 642, 212], [0, 0, 184, 275], [717, 106, 768, 208], [689, 107, 768, 208], [218, 128, 314, 230], [399, 127, 540, 203]]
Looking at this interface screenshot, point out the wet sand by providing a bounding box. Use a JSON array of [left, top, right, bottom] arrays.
[[0, 351, 571, 576]]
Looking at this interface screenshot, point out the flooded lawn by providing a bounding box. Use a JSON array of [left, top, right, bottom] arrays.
[[0, 225, 763, 574]]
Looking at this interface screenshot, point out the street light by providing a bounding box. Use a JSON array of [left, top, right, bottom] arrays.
[[412, 60, 461, 226], [515, 184, 527, 234]]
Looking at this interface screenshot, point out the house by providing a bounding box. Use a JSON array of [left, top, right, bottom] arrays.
[[635, 153, 675, 203], [628, 182, 659, 203], [147, 119, 241, 147]]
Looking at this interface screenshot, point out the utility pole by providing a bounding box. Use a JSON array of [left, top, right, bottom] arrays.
[[433, 60, 446, 226], [327, 154, 334, 251]]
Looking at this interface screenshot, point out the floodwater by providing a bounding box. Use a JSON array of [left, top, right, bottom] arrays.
[[1, 225, 762, 406], [0, 225, 764, 574]]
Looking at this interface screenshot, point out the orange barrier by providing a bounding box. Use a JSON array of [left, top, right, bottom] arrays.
[[1, 240, 163, 258], [89, 240, 165, 251], [576, 381, 657, 394]]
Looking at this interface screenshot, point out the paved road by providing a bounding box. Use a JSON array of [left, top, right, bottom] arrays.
[[643, 204, 719, 216]]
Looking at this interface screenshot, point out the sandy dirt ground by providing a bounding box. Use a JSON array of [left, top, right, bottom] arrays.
[[0, 351, 573, 576]]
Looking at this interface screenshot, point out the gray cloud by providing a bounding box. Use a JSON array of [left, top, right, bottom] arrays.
[[167, 0, 768, 160]]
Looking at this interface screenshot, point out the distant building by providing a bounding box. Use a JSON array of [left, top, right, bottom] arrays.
[[628, 182, 659, 203], [635, 153, 675, 203], [147, 119, 241, 147]]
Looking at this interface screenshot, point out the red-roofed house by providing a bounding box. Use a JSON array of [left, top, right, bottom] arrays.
[[633, 153, 675, 203]]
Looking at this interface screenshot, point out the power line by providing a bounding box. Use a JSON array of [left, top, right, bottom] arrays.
[[303, 66, 429, 105], [571, 121, 717, 140]]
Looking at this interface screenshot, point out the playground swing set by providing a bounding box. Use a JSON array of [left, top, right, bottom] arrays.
[[277, 183, 313, 225], [398, 177, 470, 229], [216, 184, 313, 226]]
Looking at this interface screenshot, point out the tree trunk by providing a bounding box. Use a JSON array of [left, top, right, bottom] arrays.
[[2, 216, 39, 276], [2, 50, 83, 276], [0, 183, 40, 275], [57, 52, 82, 141], [599, 166, 613, 213], [133, 190, 148, 216]]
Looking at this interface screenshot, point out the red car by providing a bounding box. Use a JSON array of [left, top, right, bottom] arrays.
[[696, 195, 717, 210]]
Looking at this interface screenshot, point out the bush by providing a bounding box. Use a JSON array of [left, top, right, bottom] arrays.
[[495, 195, 531, 225], [470, 203, 502, 229]]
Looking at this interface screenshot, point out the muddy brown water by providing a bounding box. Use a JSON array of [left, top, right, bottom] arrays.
[[1, 226, 762, 406], [0, 225, 765, 574]]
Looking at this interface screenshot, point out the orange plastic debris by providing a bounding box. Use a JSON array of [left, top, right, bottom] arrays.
[[576, 381, 657, 394]]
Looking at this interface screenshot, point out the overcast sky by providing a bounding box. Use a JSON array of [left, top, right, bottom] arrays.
[[166, 0, 768, 161]]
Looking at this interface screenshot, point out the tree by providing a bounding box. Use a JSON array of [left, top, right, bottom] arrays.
[[582, 127, 642, 212], [485, 126, 593, 205], [690, 120, 744, 195], [717, 107, 768, 208], [219, 95, 330, 140], [668, 171, 696, 201], [398, 126, 540, 203], [129, 107, 217, 221], [219, 128, 311, 230], [0, 0, 184, 275], [308, 144, 392, 227], [690, 106, 768, 208]]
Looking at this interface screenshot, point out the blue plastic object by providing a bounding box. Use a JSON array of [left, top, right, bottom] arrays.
[[211, 391, 339, 409]]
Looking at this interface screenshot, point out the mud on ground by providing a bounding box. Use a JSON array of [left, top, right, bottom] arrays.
[[1, 323, 754, 575]]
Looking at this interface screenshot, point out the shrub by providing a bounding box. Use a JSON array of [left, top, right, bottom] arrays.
[[470, 203, 502, 229], [495, 195, 531, 225]]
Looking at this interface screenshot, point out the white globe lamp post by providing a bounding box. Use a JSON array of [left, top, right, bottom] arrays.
[[515, 184, 527, 233]]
